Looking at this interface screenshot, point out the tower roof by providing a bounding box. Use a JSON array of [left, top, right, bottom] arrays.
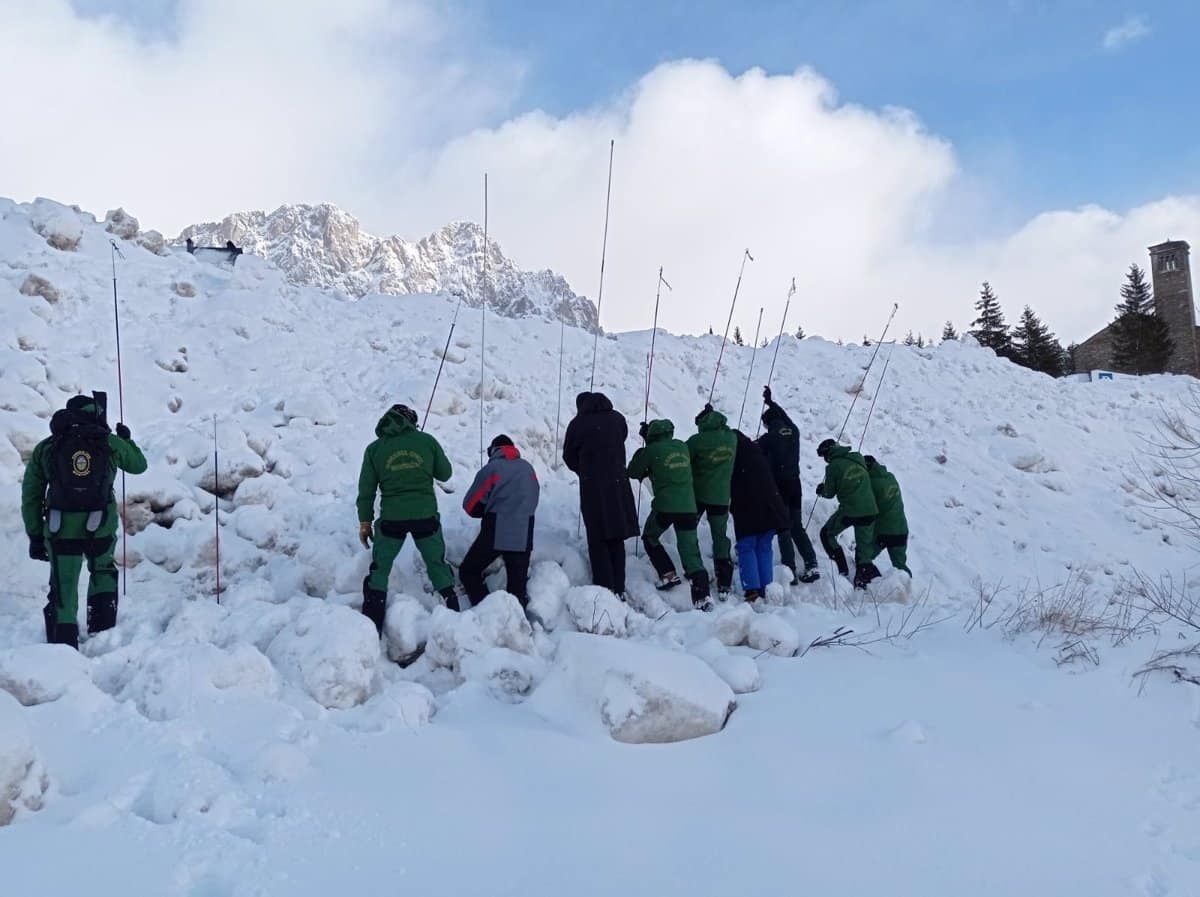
[[1149, 239, 1190, 254]]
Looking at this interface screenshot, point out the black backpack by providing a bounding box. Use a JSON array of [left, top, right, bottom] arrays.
[[46, 394, 115, 513]]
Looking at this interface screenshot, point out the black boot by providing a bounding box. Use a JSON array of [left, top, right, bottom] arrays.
[[798, 565, 821, 584], [831, 547, 850, 578], [439, 587, 462, 612], [43, 604, 56, 644], [361, 578, 387, 635], [714, 558, 734, 595], [689, 570, 714, 612], [744, 589, 762, 603], [56, 623, 79, 650], [87, 593, 118, 635], [853, 563, 882, 590]]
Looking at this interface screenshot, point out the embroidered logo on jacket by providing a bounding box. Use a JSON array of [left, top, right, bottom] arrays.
[[71, 450, 92, 477]]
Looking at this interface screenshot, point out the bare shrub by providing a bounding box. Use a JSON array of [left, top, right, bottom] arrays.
[[1128, 386, 1200, 544]]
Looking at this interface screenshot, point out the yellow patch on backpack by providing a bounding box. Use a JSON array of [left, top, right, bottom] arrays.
[[70, 450, 92, 477]]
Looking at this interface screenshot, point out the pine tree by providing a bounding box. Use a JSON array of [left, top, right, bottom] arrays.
[[1011, 305, 1066, 376], [903, 330, 916, 347], [916, 333, 926, 349], [708, 326, 714, 336], [795, 324, 806, 340], [969, 281, 1011, 356], [760, 337, 769, 349], [1110, 263, 1174, 375], [941, 321, 958, 342], [733, 326, 744, 346]]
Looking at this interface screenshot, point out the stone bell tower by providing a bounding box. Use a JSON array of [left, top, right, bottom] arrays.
[[1149, 240, 1198, 376]]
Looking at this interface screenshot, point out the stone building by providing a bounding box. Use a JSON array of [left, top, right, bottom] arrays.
[[1073, 240, 1199, 377]]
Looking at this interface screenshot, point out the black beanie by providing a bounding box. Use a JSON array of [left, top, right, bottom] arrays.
[[490, 434, 514, 449]]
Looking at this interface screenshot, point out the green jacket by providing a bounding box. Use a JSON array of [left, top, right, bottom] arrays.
[[817, 445, 878, 518], [686, 409, 736, 506], [22, 433, 147, 540], [866, 459, 908, 536], [357, 407, 452, 523], [627, 420, 697, 514]]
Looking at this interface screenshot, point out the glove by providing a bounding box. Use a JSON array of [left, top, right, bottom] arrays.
[[358, 521, 374, 549], [762, 385, 773, 403], [116, 422, 131, 440], [815, 483, 828, 499], [29, 536, 48, 562], [638, 421, 649, 439]]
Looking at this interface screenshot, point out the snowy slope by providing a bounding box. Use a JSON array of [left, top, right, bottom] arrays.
[[178, 203, 600, 332], [2, 198, 1199, 896]]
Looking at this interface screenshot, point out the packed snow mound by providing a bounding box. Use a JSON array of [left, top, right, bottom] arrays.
[[178, 203, 600, 332], [534, 632, 736, 743], [0, 692, 47, 825], [565, 586, 631, 636], [0, 645, 90, 706], [267, 604, 379, 710]]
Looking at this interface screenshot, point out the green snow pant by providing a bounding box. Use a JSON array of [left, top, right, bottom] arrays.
[[820, 510, 877, 567], [697, 503, 734, 590], [642, 511, 704, 578], [366, 518, 455, 593], [777, 504, 818, 572], [46, 535, 118, 630], [872, 532, 911, 575]]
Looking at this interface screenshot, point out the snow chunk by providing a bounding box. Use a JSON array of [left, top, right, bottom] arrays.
[[708, 655, 761, 694], [267, 605, 379, 709], [29, 198, 82, 251], [383, 595, 430, 663], [461, 648, 546, 701], [0, 692, 48, 824], [120, 642, 281, 720], [713, 604, 755, 647], [0, 645, 90, 706], [565, 586, 629, 637], [282, 394, 338, 426], [19, 274, 60, 304], [472, 592, 535, 655], [535, 633, 735, 744], [747, 614, 801, 657], [527, 561, 569, 629], [425, 594, 538, 690], [137, 229, 168, 255], [338, 681, 437, 733], [104, 207, 139, 240]]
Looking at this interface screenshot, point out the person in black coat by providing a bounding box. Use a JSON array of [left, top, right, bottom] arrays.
[[563, 391, 639, 595], [758, 387, 820, 584], [730, 429, 790, 601]]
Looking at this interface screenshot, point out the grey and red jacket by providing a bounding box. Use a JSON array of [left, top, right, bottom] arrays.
[[463, 444, 540, 552]]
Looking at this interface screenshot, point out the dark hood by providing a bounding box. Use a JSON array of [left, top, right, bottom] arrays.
[[576, 391, 615, 414], [375, 406, 417, 438]]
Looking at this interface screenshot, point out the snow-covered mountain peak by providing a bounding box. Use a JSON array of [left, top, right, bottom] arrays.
[[178, 203, 600, 331]]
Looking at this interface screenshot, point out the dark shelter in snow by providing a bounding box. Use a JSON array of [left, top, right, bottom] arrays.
[[185, 237, 244, 266]]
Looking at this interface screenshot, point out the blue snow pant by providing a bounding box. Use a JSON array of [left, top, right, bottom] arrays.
[[735, 532, 776, 593]]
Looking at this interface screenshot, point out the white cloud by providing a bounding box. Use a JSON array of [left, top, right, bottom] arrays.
[[0, 0, 521, 233], [386, 60, 1200, 345], [1103, 15, 1151, 51], [2, 3, 1196, 347]]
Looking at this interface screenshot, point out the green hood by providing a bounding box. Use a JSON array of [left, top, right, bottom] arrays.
[[645, 419, 676, 442], [824, 444, 865, 466], [695, 409, 728, 431], [376, 406, 417, 438]]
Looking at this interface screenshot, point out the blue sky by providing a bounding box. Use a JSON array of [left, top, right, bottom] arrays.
[[465, 0, 1200, 221]]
